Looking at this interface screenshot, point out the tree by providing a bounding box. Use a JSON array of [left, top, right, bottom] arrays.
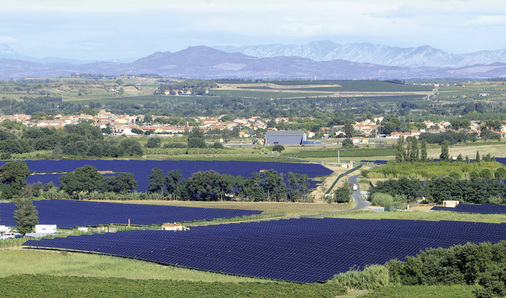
[[475, 151, 481, 162], [13, 197, 39, 235], [261, 169, 287, 201], [495, 168, 506, 179], [59, 165, 104, 196], [370, 193, 394, 207], [342, 138, 354, 149], [287, 172, 310, 202], [407, 136, 419, 162], [395, 136, 406, 162], [333, 183, 352, 203], [187, 127, 206, 148], [272, 144, 285, 153], [420, 139, 428, 162], [120, 139, 143, 156], [103, 172, 137, 193], [145, 137, 162, 148], [344, 122, 354, 138], [148, 168, 166, 194], [0, 161, 31, 200], [166, 170, 182, 200], [480, 168, 494, 179], [440, 141, 449, 162]]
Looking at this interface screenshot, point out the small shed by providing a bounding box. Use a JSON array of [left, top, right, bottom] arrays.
[[162, 223, 185, 231], [35, 224, 57, 234], [443, 200, 459, 208]]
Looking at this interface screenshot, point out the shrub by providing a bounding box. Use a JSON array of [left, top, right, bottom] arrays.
[[370, 193, 394, 207], [480, 168, 494, 179], [331, 264, 390, 290], [272, 144, 285, 153], [495, 168, 506, 179], [449, 171, 461, 180]]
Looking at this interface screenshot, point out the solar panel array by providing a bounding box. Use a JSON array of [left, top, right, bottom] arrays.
[[360, 160, 389, 165], [431, 203, 506, 214], [0, 200, 262, 227], [24, 218, 506, 283], [6, 160, 333, 192]]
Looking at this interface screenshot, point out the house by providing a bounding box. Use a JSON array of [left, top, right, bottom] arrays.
[[265, 131, 307, 145], [351, 137, 369, 144], [162, 223, 186, 231]]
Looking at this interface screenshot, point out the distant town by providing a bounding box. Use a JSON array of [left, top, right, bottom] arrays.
[[2, 109, 505, 143]]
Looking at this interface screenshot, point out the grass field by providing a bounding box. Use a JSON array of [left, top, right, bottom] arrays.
[[0, 274, 346, 298], [362, 285, 479, 298]]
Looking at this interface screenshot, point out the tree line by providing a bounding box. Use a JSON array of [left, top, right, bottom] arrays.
[[145, 168, 312, 202], [369, 176, 506, 205], [0, 122, 143, 159]]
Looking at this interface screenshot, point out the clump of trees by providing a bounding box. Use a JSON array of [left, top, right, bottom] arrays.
[[369, 176, 506, 205], [59, 165, 137, 198], [388, 241, 506, 297], [0, 122, 143, 159], [147, 168, 311, 202]]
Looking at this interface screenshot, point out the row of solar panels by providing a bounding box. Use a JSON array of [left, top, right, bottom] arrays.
[[0, 200, 262, 227], [431, 203, 506, 214], [24, 218, 506, 283], [9, 160, 333, 192]]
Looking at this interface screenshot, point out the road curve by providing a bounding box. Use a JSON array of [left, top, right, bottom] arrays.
[[347, 174, 371, 211]]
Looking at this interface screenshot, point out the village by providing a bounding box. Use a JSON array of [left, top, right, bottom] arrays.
[[1, 109, 505, 144]]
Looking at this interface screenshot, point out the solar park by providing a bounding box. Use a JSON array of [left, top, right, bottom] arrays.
[[0, 200, 263, 227], [431, 203, 506, 214], [24, 214, 506, 283]]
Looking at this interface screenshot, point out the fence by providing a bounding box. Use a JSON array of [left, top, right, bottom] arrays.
[[324, 164, 363, 196]]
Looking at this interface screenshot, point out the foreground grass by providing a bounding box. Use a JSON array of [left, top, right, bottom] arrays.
[[326, 210, 506, 223], [0, 250, 264, 282], [362, 285, 480, 298], [0, 274, 346, 298]]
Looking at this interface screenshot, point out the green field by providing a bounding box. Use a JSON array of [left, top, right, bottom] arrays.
[[0, 274, 346, 298]]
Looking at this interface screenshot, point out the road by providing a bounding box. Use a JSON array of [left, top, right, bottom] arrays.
[[304, 174, 370, 218], [347, 174, 371, 211]]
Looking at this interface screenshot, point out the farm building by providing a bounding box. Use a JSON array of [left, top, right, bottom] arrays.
[[162, 223, 187, 231], [265, 131, 307, 145]]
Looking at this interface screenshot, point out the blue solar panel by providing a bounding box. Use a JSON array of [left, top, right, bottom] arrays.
[[431, 203, 506, 214], [23, 218, 506, 283], [5, 160, 333, 192], [0, 200, 262, 227]]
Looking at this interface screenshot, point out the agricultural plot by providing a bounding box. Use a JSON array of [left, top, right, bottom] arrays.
[[431, 203, 506, 214], [9, 160, 333, 192], [0, 200, 262, 227], [24, 218, 506, 283]]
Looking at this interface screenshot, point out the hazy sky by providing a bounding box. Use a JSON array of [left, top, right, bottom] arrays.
[[1, 0, 505, 60]]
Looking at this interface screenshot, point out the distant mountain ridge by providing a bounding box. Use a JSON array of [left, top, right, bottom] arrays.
[[217, 41, 506, 68], [0, 44, 506, 80]]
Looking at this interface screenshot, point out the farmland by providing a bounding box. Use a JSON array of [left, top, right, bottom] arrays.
[[1, 77, 506, 296]]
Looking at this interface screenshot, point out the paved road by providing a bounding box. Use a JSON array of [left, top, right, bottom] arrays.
[[304, 174, 370, 218], [347, 174, 371, 211]]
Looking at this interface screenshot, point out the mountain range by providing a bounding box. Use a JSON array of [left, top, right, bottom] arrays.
[[1, 42, 506, 80]]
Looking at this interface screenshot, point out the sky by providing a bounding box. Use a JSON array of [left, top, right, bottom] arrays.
[[1, 0, 505, 61]]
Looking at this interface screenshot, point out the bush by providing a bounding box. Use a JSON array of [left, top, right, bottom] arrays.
[[272, 144, 285, 153], [331, 264, 390, 290], [480, 168, 494, 179], [449, 171, 461, 180], [333, 183, 352, 203], [370, 193, 394, 207], [495, 168, 506, 179]]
